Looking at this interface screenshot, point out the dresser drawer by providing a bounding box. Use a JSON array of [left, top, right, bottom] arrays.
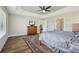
[[27, 26, 37, 35]]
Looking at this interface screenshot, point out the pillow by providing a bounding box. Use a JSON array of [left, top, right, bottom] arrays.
[[74, 32, 79, 38]]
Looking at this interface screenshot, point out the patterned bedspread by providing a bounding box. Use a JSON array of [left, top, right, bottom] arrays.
[[39, 31, 79, 53]]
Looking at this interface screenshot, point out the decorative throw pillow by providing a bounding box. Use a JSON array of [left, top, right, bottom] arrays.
[[74, 32, 79, 38]]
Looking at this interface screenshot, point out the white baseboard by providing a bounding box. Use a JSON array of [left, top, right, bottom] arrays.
[[8, 33, 27, 37]]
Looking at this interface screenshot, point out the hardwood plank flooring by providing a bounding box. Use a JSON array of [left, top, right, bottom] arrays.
[[1, 35, 32, 53], [1, 35, 52, 53]]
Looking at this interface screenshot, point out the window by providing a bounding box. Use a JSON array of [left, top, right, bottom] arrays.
[[0, 8, 5, 34], [0, 14, 3, 31]]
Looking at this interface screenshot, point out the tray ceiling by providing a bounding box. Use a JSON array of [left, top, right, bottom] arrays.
[[21, 6, 65, 15], [7, 6, 66, 15]]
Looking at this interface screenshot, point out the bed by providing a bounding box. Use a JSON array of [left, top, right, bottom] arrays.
[[39, 23, 79, 53]]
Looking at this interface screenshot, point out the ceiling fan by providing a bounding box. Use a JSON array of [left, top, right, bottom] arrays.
[[38, 6, 51, 13]]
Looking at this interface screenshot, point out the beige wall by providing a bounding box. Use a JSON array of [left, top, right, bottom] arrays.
[[8, 14, 46, 37], [46, 11, 79, 32], [8, 7, 79, 37]]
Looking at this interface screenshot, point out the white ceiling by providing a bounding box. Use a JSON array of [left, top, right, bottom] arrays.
[[6, 6, 65, 17], [6, 6, 79, 18], [21, 6, 65, 15]]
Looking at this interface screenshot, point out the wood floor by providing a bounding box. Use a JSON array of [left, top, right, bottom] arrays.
[[1, 35, 32, 53], [1, 35, 53, 53]]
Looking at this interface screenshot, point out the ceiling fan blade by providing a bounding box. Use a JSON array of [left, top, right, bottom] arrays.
[[43, 6, 45, 9], [46, 10, 51, 12], [39, 6, 43, 10], [46, 6, 51, 9]]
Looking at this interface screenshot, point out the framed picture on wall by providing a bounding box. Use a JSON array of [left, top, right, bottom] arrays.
[[29, 20, 35, 26]]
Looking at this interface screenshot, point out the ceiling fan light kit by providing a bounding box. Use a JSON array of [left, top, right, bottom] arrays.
[[38, 6, 51, 14], [42, 10, 46, 13]]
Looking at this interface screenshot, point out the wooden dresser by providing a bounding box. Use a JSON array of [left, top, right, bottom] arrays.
[[27, 26, 37, 35]]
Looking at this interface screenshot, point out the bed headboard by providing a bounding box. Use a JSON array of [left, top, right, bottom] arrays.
[[72, 23, 79, 32]]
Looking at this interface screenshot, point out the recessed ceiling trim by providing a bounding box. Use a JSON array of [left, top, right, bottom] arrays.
[[6, 6, 79, 18]]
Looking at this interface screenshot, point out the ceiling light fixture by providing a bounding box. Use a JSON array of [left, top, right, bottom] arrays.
[[38, 6, 51, 14], [42, 10, 46, 13]]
